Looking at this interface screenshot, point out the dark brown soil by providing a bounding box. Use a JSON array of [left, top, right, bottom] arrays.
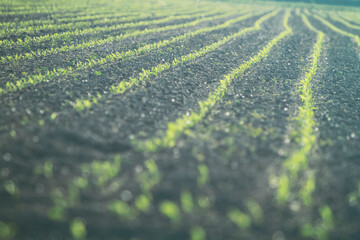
[[0, 5, 360, 240]]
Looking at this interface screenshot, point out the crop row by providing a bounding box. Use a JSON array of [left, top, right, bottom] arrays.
[[0, 0, 217, 20], [0, 9, 268, 93], [134, 10, 292, 152], [1, 6, 353, 239], [73, 10, 279, 111], [330, 10, 360, 25], [311, 14, 360, 47], [276, 13, 324, 207], [315, 10, 360, 31], [0, 13, 137, 28], [0, 1, 178, 17], [343, 15, 360, 25], [42, 149, 216, 239], [328, 14, 360, 30], [273, 13, 335, 240], [0, 7, 221, 38], [0, 6, 117, 18], [0, 6, 215, 29], [0, 7, 234, 49], [0, 9, 240, 55], [35, 128, 256, 239], [0, 8, 221, 48], [0, 7, 83, 16]]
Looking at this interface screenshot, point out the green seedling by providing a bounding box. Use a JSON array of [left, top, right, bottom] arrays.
[[38, 119, 45, 126], [197, 196, 211, 209], [50, 112, 57, 120], [311, 14, 360, 47], [325, 12, 360, 30], [159, 201, 181, 225], [228, 209, 252, 229], [299, 173, 316, 206], [137, 159, 161, 194], [74, 99, 92, 111], [181, 191, 194, 213], [0, 8, 226, 51], [197, 164, 209, 187], [135, 194, 151, 212], [34, 161, 53, 178], [276, 14, 324, 205], [1, 10, 255, 94], [277, 174, 290, 205], [47, 188, 67, 221], [190, 226, 206, 240], [302, 205, 334, 240], [245, 123, 263, 138], [81, 155, 122, 187], [108, 200, 136, 220], [347, 182, 360, 207], [70, 218, 86, 240], [4, 180, 18, 196], [110, 10, 270, 95], [0, 221, 16, 239], [0, 8, 266, 98], [246, 200, 263, 224], [136, 10, 292, 151]]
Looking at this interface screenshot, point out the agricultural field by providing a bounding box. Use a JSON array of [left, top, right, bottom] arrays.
[[0, 0, 360, 239]]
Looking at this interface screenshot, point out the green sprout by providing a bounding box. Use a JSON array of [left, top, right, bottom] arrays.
[[299, 173, 316, 206], [137, 159, 161, 194], [135, 10, 292, 151], [197, 164, 209, 187], [302, 205, 334, 240], [47, 188, 67, 221], [246, 200, 263, 224], [135, 194, 151, 212], [228, 209, 251, 229], [0, 221, 16, 239], [159, 201, 181, 225], [34, 161, 53, 178], [70, 218, 86, 240], [181, 191, 194, 213], [191, 226, 206, 240], [4, 180, 18, 195], [81, 155, 122, 187], [108, 200, 136, 220]]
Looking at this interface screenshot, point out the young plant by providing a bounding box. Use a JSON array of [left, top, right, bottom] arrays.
[[136, 10, 292, 151], [276, 14, 324, 205], [228, 208, 252, 229], [190, 226, 206, 240], [181, 191, 194, 213], [70, 218, 86, 240], [159, 201, 181, 225]]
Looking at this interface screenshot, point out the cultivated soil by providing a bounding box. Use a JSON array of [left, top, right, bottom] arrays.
[[0, 1, 360, 240]]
